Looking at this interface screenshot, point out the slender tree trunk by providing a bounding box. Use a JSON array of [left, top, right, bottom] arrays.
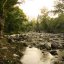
[[0, 17, 4, 38], [0, 0, 7, 39]]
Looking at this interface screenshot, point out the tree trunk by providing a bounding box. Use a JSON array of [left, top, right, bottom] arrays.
[[0, 0, 7, 39], [0, 17, 4, 39]]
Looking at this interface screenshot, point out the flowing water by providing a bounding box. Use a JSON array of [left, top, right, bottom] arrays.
[[20, 47, 55, 64]]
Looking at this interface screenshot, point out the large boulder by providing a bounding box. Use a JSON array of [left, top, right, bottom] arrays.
[[37, 43, 51, 50], [51, 42, 59, 49], [44, 43, 51, 50]]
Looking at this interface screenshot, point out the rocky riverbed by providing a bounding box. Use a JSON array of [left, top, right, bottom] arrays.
[[6, 32, 64, 49], [0, 32, 64, 64]]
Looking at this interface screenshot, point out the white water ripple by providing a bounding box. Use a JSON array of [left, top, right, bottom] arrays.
[[20, 47, 55, 64]]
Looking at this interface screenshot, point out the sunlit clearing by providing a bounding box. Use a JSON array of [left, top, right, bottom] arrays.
[[19, 0, 55, 20]]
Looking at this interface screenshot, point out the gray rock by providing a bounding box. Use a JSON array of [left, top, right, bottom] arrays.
[[44, 43, 51, 50], [51, 42, 59, 49], [50, 50, 58, 55]]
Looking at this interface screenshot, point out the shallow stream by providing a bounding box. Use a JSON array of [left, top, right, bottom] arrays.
[[20, 47, 55, 64]]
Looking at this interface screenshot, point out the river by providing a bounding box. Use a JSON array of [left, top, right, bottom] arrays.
[[20, 47, 55, 64]]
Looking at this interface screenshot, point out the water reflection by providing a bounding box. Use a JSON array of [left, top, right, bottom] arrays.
[[20, 47, 55, 64]]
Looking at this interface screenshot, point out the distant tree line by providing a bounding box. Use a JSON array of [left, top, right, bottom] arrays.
[[24, 0, 64, 33]]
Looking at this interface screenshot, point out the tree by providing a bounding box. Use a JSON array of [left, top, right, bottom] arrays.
[[52, 0, 64, 33], [39, 8, 51, 32], [4, 7, 27, 34], [0, 0, 18, 38], [53, 0, 64, 15], [0, 0, 26, 37]]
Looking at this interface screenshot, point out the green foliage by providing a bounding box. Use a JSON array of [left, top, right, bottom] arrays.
[[25, 21, 34, 32], [53, 0, 64, 15], [55, 14, 64, 32], [0, 0, 4, 15], [0, 0, 18, 37], [5, 0, 18, 9], [4, 7, 27, 34], [0, 0, 64, 34], [37, 1, 64, 33], [40, 17, 49, 32], [0, 0, 18, 16], [35, 21, 40, 32], [39, 14, 64, 33]]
